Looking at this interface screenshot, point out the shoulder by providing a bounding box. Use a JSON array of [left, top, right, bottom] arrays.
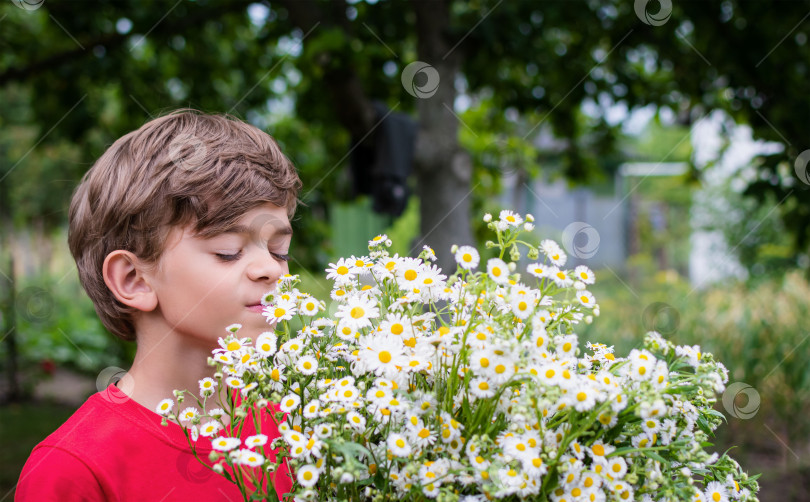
[[16, 445, 106, 501]]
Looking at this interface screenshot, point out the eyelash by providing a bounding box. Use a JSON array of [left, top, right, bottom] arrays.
[[215, 251, 290, 262]]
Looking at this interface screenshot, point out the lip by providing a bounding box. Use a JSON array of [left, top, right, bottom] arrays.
[[246, 304, 266, 313]]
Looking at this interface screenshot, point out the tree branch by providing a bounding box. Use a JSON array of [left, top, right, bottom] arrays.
[[277, 0, 376, 140], [0, 0, 255, 87]]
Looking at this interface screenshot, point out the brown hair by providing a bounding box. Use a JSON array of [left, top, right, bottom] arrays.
[[68, 109, 301, 341]]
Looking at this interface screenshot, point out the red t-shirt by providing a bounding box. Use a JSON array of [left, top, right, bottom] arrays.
[[15, 383, 292, 501]]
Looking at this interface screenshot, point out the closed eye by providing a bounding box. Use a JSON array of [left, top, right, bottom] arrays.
[[215, 252, 242, 262], [272, 253, 290, 262]]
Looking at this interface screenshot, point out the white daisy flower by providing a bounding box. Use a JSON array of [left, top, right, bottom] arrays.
[[179, 407, 200, 423], [411, 424, 438, 448], [540, 239, 567, 266], [236, 448, 265, 467], [499, 209, 523, 227], [155, 398, 173, 416], [511, 294, 535, 320], [346, 411, 367, 431], [225, 376, 245, 389], [577, 290, 596, 308], [549, 267, 573, 288], [217, 336, 251, 353], [211, 436, 241, 451], [487, 258, 510, 284], [606, 456, 628, 478], [526, 262, 550, 279], [254, 332, 277, 357], [325, 257, 356, 283], [279, 392, 301, 412], [198, 377, 217, 397], [245, 434, 268, 448], [369, 234, 388, 246], [296, 355, 319, 375], [200, 421, 222, 437], [357, 334, 406, 377], [454, 246, 480, 270], [298, 295, 321, 316], [302, 399, 321, 418], [574, 265, 595, 284], [387, 433, 413, 457], [335, 295, 379, 331], [570, 385, 598, 412], [396, 257, 425, 290], [297, 464, 320, 488], [349, 255, 373, 275], [262, 297, 297, 324]]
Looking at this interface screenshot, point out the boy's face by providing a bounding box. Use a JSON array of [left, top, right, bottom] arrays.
[[145, 202, 292, 346]]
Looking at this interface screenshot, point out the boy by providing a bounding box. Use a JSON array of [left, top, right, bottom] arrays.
[[16, 110, 300, 501]]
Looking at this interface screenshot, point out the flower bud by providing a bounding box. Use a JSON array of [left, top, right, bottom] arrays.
[[483, 213, 492, 222], [450, 244, 459, 253]]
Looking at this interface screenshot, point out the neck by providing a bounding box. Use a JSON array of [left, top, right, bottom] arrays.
[[120, 329, 222, 416]]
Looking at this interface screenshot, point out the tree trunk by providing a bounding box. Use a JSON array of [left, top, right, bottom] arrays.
[[412, 0, 474, 274]]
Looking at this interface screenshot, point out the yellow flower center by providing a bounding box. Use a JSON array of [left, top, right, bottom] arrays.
[[337, 266, 349, 275], [404, 270, 417, 281], [379, 351, 392, 363], [350, 306, 365, 319]]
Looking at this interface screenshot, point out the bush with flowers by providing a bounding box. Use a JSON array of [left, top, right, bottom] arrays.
[[162, 210, 759, 502]]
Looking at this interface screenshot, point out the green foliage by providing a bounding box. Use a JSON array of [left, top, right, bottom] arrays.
[[0, 401, 78, 498], [1, 271, 134, 381], [581, 269, 810, 440]]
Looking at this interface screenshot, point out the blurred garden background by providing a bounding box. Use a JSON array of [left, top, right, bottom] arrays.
[[2, 0, 810, 499]]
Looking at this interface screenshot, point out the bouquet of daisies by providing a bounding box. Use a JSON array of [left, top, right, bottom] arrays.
[[164, 210, 759, 502]]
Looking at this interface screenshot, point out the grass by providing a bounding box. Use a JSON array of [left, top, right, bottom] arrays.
[[0, 400, 78, 500]]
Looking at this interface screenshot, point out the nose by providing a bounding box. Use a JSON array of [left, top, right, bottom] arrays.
[[245, 247, 287, 284]]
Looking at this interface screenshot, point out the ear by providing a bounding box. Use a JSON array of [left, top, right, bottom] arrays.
[[102, 250, 158, 312]]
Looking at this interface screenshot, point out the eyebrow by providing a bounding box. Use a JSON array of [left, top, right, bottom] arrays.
[[222, 224, 293, 237]]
